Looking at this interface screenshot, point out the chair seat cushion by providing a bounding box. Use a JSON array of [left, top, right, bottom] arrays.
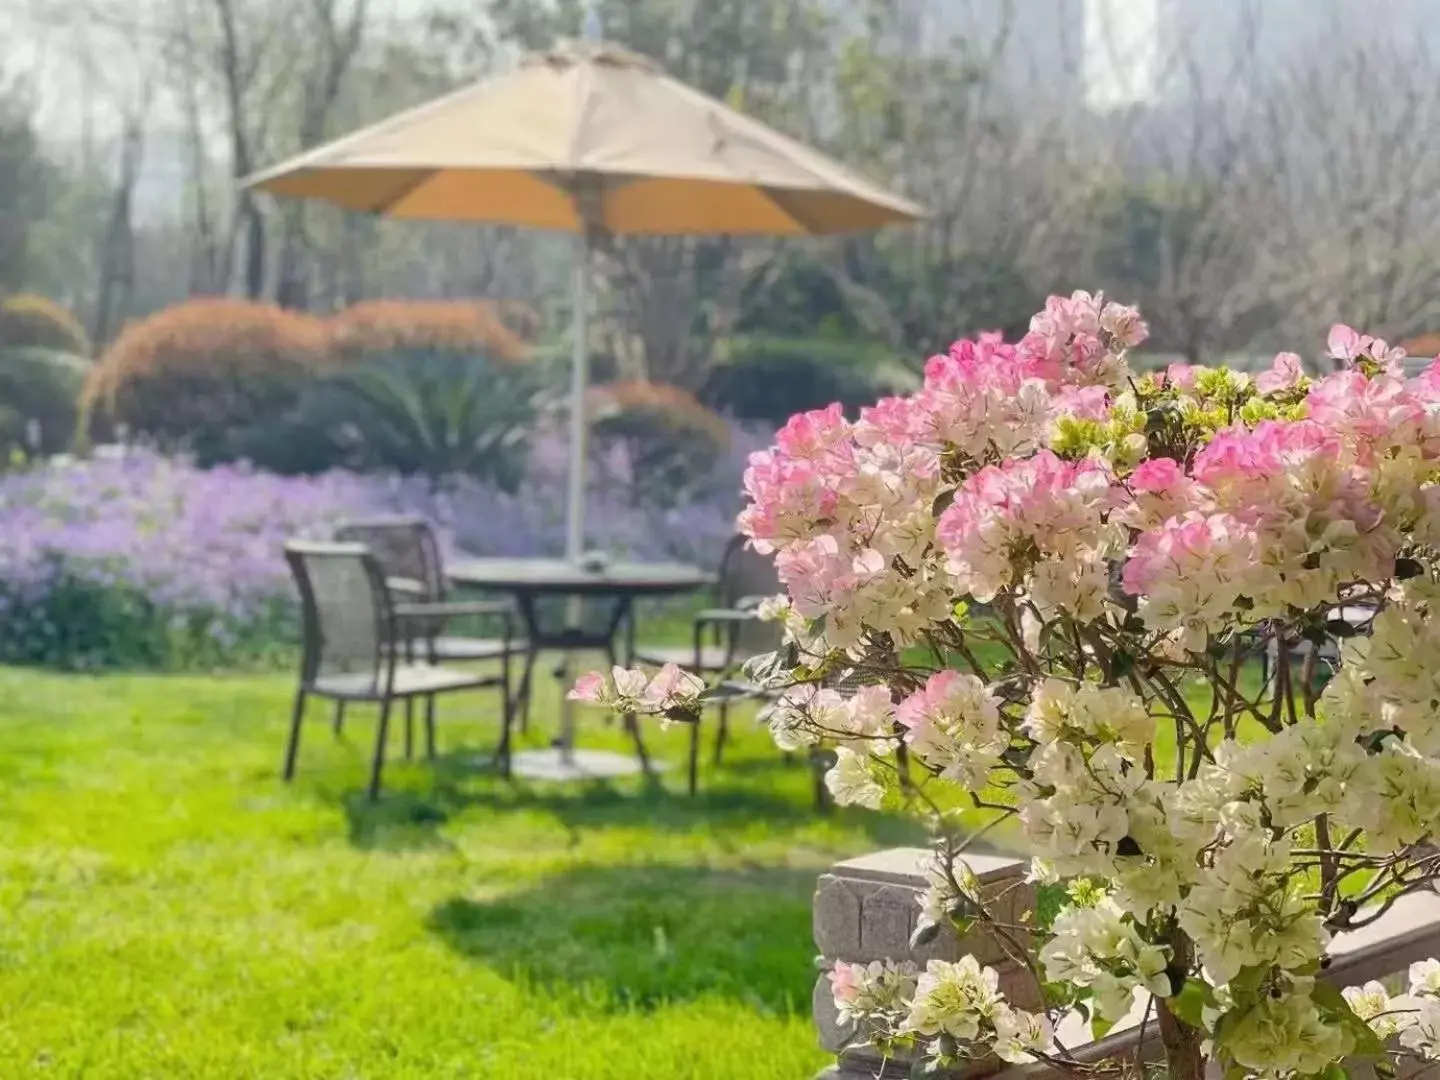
[[428, 636, 526, 661], [632, 644, 741, 672], [387, 636, 527, 661], [314, 663, 494, 699]]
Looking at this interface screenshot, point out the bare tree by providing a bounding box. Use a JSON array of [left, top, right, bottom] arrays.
[[273, 0, 370, 309], [817, 0, 1093, 356], [1252, 8, 1440, 352]]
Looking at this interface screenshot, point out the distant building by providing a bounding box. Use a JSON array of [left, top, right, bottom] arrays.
[[823, 0, 1088, 103], [1146, 0, 1440, 102]]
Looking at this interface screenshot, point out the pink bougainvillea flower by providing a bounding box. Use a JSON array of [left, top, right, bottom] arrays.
[[567, 670, 605, 703], [1255, 351, 1305, 394]]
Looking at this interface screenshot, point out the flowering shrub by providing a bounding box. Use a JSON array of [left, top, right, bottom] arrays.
[[0, 426, 751, 670], [575, 293, 1440, 1079], [407, 424, 754, 567], [0, 451, 384, 669]]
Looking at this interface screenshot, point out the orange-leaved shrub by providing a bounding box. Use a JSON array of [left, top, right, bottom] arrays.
[[82, 298, 330, 461], [327, 299, 532, 365], [1401, 333, 1440, 361], [0, 293, 91, 357], [81, 297, 543, 473], [589, 381, 731, 504]]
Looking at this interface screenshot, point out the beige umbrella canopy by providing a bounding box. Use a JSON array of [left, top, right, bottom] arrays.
[[247, 39, 921, 565], [247, 41, 922, 235]]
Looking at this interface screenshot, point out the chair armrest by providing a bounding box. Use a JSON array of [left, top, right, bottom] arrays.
[[693, 607, 759, 626], [386, 576, 428, 597], [395, 600, 514, 620], [393, 601, 515, 645]]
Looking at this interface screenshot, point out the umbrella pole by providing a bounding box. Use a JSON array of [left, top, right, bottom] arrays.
[[559, 229, 591, 765], [565, 228, 590, 563]]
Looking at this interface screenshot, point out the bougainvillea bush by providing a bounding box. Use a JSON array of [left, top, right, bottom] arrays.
[[0, 427, 752, 670], [575, 293, 1440, 1079]]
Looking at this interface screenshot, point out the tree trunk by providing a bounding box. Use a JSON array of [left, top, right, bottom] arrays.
[[1157, 995, 1205, 1080], [1158, 930, 1206, 1080], [242, 198, 266, 300]]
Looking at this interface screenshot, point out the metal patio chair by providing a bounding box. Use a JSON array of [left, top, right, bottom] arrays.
[[283, 541, 516, 799], [334, 516, 528, 731], [632, 535, 784, 793], [1255, 602, 1379, 690]]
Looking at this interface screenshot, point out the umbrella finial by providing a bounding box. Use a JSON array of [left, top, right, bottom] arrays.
[[582, 2, 603, 42]]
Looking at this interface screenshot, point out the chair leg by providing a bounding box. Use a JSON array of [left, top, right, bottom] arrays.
[[518, 649, 537, 734], [811, 749, 833, 815], [424, 695, 437, 760], [368, 698, 394, 801], [404, 698, 415, 760], [712, 701, 730, 766], [496, 655, 514, 778], [283, 689, 308, 781], [687, 719, 701, 796], [624, 712, 652, 775], [332, 700, 346, 737]]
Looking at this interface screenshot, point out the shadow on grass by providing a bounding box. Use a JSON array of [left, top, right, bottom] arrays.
[[426, 862, 820, 1012], [336, 750, 926, 853], [340, 789, 459, 852]]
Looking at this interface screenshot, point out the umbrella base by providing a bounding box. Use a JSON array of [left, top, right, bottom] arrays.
[[507, 747, 664, 782]]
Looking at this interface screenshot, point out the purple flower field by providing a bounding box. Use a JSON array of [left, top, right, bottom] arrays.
[[0, 428, 760, 669]]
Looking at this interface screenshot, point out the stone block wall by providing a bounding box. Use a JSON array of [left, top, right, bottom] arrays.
[[812, 847, 1036, 1080]]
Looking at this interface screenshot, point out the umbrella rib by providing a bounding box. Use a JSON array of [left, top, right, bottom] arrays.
[[754, 187, 810, 234], [243, 79, 487, 189], [562, 61, 597, 229], [373, 170, 440, 215], [662, 73, 924, 217]]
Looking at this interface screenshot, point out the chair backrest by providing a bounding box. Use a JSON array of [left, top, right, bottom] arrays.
[[285, 540, 392, 695], [334, 516, 446, 600], [716, 534, 784, 656], [335, 516, 447, 639]]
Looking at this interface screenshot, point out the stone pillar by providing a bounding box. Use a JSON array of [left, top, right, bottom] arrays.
[[812, 847, 1035, 1080]]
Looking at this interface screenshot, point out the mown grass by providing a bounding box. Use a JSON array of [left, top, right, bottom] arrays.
[[0, 662, 927, 1079]]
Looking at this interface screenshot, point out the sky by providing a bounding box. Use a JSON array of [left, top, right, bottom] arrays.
[[1085, 0, 1159, 107]]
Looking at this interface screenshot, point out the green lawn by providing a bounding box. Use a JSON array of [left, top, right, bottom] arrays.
[[0, 663, 924, 1079]]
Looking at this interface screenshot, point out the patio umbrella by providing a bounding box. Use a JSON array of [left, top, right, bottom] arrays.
[[246, 37, 923, 562]]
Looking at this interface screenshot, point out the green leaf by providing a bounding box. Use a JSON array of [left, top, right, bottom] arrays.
[[1040, 981, 1075, 1009], [1212, 1006, 1241, 1052], [1312, 981, 1386, 1058], [1169, 978, 1218, 1030], [909, 920, 942, 949], [1310, 982, 1347, 1011], [1090, 1014, 1115, 1040], [1228, 965, 1269, 1001]]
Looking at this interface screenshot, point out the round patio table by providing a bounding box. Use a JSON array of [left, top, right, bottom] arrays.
[[446, 557, 714, 782]]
